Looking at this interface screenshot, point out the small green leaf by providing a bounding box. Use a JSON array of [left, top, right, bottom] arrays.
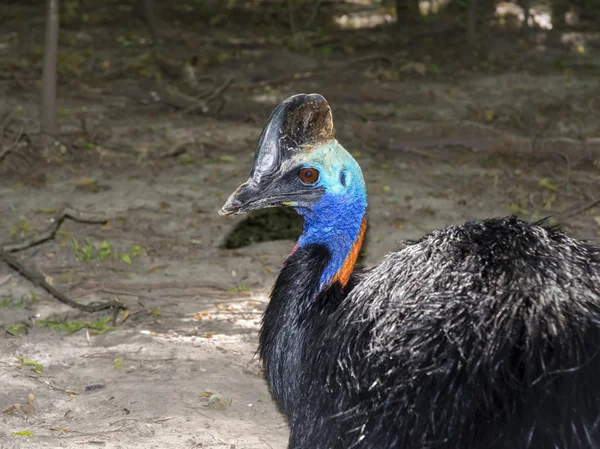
[[97, 240, 112, 260], [35, 315, 114, 335], [320, 46, 334, 56], [72, 237, 95, 261], [508, 203, 528, 215], [120, 254, 132, 264], [72, 237, 80, 254], [129, 245, 142, 257], [35, 207, 57, 215], [114, 357, 123, 370], [178, 153, 193, 165], [18, 357, 43, 374], [8, 325, 27, 335], [9, 219, 32, 238], [11, 430, 33, 438], [200, 389, 232, 409], [538, 178, 557, 191]]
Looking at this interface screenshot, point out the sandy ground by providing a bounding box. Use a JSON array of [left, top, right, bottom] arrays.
[[1, 3, 600, 447]]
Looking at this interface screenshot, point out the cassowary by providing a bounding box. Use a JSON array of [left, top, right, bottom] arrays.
[[219, 93, 600, 449]]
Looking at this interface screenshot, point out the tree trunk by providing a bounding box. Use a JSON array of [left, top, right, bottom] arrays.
[[41, 0, 59, 135], [521, 0, 531, 36], [396, 0, 420, 28], [467, 0, 476, 45], [143, 0, 159, 41], [551, 0, 568, 29]]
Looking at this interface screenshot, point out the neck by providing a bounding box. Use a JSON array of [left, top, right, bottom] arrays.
[[259, 244, 346, 417], [260, 193, 367, 416], [296, 194, 367, 291]]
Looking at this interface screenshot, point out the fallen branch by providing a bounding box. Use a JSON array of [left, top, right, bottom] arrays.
[[394, 142, 478, 159], [200, 77, 233, 102], [158, 82, 208, 113], [0, 112, 25, 163], [232, 54, 393, 91], [0, 249, 124, 314], [24, 374, 80, 395], [179, 77, 233, 115], [3, 206, 111, 252], [560, 198, 600, 220], [0, 205, 127, 314], [0, 110, 15, 138], [156, 76, 233, 115], [157, 140, 197, 159], [334, 53, 394, 69], [458, 120, 600, 146], [48, 424, 127, 435], [0, 126, 23, 162]]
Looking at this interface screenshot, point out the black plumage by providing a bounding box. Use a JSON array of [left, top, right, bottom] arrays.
[[264, 217, 600, 449]]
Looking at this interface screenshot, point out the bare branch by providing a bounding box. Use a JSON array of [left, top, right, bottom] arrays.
[[0, 205, 127, 314], [3, 206, 111, 253]]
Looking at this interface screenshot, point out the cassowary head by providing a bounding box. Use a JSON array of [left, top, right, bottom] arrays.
[[220, 93, 368, 289], [219, 94, 366, 220]]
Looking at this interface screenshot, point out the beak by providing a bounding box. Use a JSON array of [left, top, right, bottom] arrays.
[[218, 93, 334, 217], [218, 180, 267, 216]]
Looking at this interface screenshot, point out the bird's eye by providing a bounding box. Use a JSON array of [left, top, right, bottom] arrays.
[[299, 168, 319, 185]]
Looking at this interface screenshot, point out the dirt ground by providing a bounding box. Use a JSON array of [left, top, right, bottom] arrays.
[[1, 2, 600, 448]]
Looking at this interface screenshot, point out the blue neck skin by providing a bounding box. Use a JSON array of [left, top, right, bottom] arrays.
[[296, 186, 367, 290]]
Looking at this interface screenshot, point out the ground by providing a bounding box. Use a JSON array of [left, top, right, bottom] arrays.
[[1, 1, 600, 448]]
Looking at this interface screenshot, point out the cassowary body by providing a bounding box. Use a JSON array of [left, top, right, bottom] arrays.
[[219, 94, 600, 449]]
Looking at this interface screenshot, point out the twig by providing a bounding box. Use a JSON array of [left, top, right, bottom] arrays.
[[0, 113, 24, 163], [232, 54, 392, 90], [3, 205, 111, 252], [393, 145, 443, 159], [49, 424, 127, 435], [305, 0, 323, 29], [287, 0, 297, 38], [157, 141, 196, 159], [0, 110, 15, 138], [179, 78, 234, 115], [155, 78, 208, 113], [200, 77, 233, 102], [334, 53, 394, 68], [0, 205, 127, 314], [560, 198, 600, 220], [142, 0, 160, 42], [0, 249, 124, 313], [24, 374, 80, 395], [260, 438, 275, 449], [109, 416, 172, 426]]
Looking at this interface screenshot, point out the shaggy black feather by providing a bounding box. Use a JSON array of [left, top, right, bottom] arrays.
[[260, 243, 345, 417], [260, 216, 600, 449]]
